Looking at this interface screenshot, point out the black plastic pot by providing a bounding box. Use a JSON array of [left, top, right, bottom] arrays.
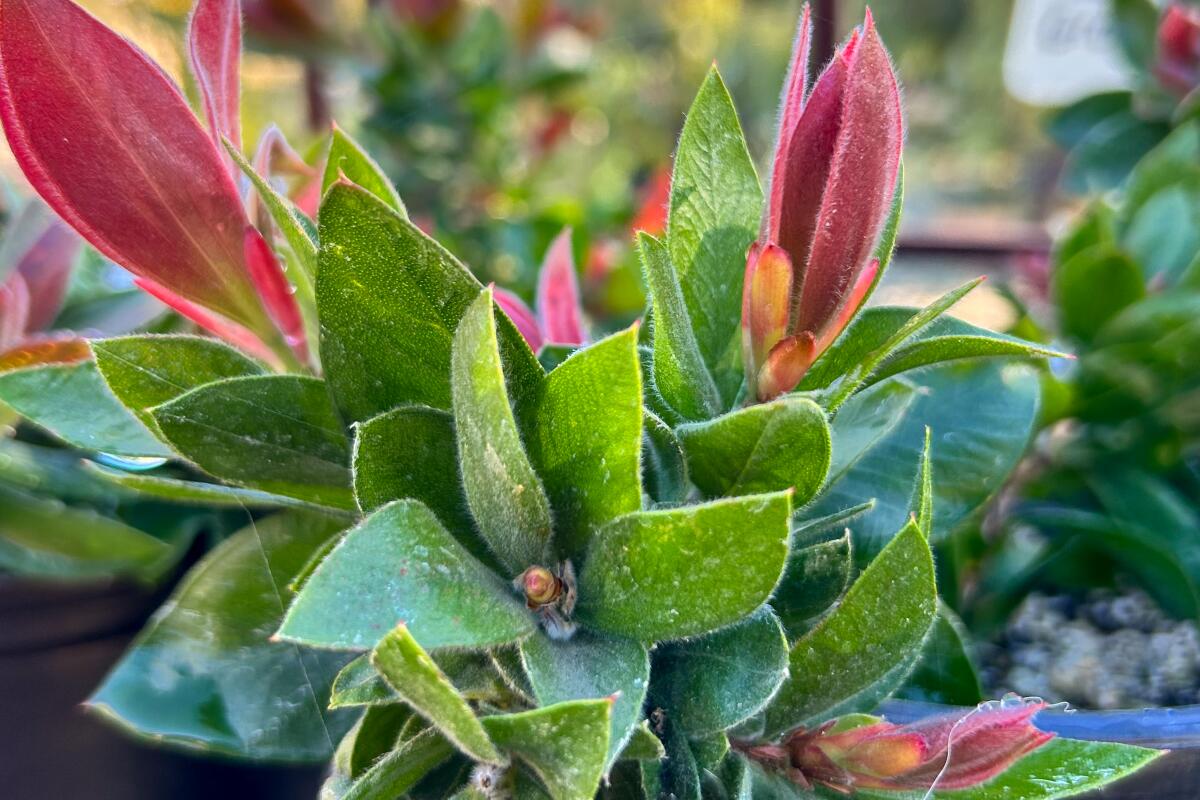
[[881, 700, 1200, 799], [0, 576, 325, 799]]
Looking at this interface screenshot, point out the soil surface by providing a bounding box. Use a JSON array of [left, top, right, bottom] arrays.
[[982, 590, 1200, 709]]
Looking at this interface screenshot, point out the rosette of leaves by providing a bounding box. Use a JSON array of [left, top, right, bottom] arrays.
[[620, 9, 1157, 798], [0, 0, 1162, 797], [971, 123, 1200, 628]]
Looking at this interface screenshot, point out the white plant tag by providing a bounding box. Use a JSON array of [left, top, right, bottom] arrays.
[[1004, 0, 1136, 106]]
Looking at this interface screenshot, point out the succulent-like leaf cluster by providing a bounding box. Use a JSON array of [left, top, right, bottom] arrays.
[[0, 1, 1165, 798]]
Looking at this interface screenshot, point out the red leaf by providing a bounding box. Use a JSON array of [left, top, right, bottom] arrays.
[[188, 0, 243, 154], [15, 218, 79, 331], [536, 228, 584, 346], [813, 258, 877, 355], [0, 0, 270, 336], [134, 277, 277, 366], [0, 270, 30, 351], [248, 123, 318, 233], [243, 225, 307, 362], [795, 11, 902, 338], [765, 3, 811, 241], [494, 286, 544, 353], [792, 702, 1055, 793], [772, 36, 849, 282]]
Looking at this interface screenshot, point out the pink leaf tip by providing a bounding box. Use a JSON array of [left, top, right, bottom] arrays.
[[536, 228, 585, 347]]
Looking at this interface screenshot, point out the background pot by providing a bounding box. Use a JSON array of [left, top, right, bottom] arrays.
[[0, 576, 324, 799]]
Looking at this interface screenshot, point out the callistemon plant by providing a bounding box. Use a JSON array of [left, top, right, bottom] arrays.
[[0, 0, 1162, 798]]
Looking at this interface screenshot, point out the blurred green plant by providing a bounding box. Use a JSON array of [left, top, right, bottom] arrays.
[[960, 124, 1200, 634], [360, 0, 649, 306], [1049, 0, 1200, 192]]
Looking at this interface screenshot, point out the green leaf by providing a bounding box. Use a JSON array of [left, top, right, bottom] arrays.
[[352, 405, 477, 547], [1054, 245, 1145, 344], [330, 654, 397, 708], [853, 739, 1162, 800], [88, 512, 355, 761], [1047, 92, 1132, 150], [1112, 0, 1159, 68], [653, 606, 788, 736], [371, 624, 503, 764], [717, 755, 753, 800], [638, 232, 721, 421], [794, 502, 875, 541], [318, 184, 538, 422], [651, 715, 700, 800], [896, 601, 983, 706], [1055, 201, 1118, 267], [342, 729, 455, 800], [0, 362, 171, 457], [800, 308, 939, 390], [82, 461, 347, 515], [1123, 181, 1200, 284], [520, 629, 650, 769], [151, 375, 353, 510], [677, 396, 830, 502], [689, 733, 729, 771], [911, 427, 933, 537], [616, 723, 665, 762], [826, 379, 915, 484], [482, 701, 611, 800], [866, 332, 1065, 391], [1090, 469, 1200, 611], [1019, 505, 1200, 619], [91, 335, 265, 430], [771, 532, 852, 641], [667, 66, 762, 408], [0, 438, 125, 504], [336, 706, 414, 780], [490, 646, 536, 703], [824, 280, 982, 410], [1060, 110, 1168, 193], [869, 162, 905, 289], [577, 492, 792, 642], [0, 484, 177, 582], [331, 652, 513, 710], [762, 520, 937, 737], [803, 303, 1057, 398], [642, 409, 689, 504], [324, 125, 406, 215], [452, 288, 553, 576], [522, 328, 643, 560], [813, 361, 1040, 562], [278, 500, 534, 650], [226, 140, 319, 281], [538, 344, 577, 372]]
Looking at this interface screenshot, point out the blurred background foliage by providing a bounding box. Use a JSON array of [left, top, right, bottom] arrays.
[[0, 0, 1069, 329]]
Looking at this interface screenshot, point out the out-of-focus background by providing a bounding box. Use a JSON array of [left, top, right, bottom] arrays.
[[0, 0, 1090, 329]]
